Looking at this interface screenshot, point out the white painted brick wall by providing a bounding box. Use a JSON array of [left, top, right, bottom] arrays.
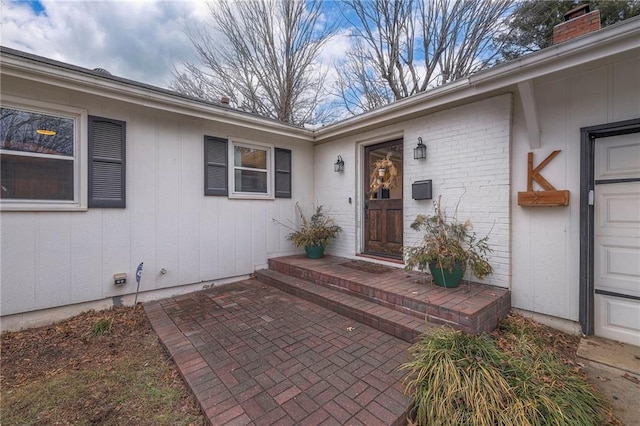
[[312, 143, 358, 256], [404, 94, 512, 287], [315, 94, 512, 288]]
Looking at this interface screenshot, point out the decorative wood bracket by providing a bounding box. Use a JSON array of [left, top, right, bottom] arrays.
[[517, 150, 570, 207], [518, 81, 541, 149]]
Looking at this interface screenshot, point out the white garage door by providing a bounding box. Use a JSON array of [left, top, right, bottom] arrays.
[[594, 133, 640, 346]]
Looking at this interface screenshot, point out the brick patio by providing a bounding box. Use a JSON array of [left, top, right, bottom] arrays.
[[145, 255, 511, 425], [145, 280, 412, 425]]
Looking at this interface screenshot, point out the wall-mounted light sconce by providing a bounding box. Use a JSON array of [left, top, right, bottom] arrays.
[[334, 155, 344, 172], [414, 137, 427, 160]]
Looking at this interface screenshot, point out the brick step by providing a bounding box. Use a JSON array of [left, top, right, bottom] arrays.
[[255, 269, 430, 343], [268, 257, 467, 329], [268, 258, 429, 319], [267, 256, 511, 335]]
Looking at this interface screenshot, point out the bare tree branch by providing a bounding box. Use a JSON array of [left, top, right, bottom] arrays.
[[337, 0, 513, 114], [170, 0, 337, 125]]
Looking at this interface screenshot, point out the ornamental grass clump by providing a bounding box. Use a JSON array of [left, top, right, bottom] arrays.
[[400, 324, 608, 426], [404, 196, 493, 280], [90, 317, 113, 336], [285, 203, 342, 248]]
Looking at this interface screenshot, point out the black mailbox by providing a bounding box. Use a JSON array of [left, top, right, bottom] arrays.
[[412, 180, 432, 200]]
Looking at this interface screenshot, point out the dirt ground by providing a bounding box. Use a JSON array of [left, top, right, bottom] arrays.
[[491, 313, 581, 368], [1, 306, 204, 425]]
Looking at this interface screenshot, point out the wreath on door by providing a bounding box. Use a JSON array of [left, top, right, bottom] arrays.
[[369, 152, 398, 196]]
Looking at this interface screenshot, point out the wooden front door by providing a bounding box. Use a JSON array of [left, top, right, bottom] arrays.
[[364, 140, 403, 259]]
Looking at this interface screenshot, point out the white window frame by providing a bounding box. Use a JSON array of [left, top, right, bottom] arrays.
[[0, 96, 88, 211], [228, 138, 274, 200]]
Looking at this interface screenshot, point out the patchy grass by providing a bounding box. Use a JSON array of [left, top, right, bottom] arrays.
[[1, 306, 204, 426], [90, 317, 113, 336], [401, 313, 619, 426]]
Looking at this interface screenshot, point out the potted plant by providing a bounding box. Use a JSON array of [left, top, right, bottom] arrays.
[[284, 203, 342, 259], [404, 197, 493, 288]]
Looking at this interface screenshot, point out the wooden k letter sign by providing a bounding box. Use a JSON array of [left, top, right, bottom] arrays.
[[517, 150, 570, 207]]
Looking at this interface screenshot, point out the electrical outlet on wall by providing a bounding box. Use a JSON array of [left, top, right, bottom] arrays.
[[114, 273, 127, 286]]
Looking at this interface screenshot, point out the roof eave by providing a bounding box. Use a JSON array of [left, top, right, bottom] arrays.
[[469, 14, 640, 88], [0, 48, 315, 143], [314, 15, 640, 144]]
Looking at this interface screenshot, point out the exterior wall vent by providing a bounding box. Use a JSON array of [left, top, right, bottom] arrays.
[[93, 67, 112, 76]]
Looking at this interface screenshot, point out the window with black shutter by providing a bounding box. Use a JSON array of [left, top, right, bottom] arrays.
[[275, 148, 291, 198], [204, 136, 228, 196], [88, 116, 126, 208]]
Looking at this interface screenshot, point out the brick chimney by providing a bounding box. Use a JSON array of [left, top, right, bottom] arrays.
[[553, 4, 601, 44]]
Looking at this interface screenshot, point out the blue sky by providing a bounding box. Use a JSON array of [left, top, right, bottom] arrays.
[[21, 0, 45, 13], [2, 0, 352, 89]]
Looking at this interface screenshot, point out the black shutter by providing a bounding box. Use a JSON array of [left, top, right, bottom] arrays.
[[275, 148, 291, 198], [88, 116, 126, 208], [204, 136, 228, 196]]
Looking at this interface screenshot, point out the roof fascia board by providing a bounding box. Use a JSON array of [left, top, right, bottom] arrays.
[[314, 79, 471, 143], [2, 15, 637, 145], [0, 54, 314, 143], [314, 16, 640, 144], [469, 18, 640, 90]]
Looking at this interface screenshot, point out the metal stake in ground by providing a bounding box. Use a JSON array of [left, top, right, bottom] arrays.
[[134, 262, 144, 305]]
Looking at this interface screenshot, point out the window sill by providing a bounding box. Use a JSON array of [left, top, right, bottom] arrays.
[[1, 202, 88, 212], [228, 193, 275, 201]]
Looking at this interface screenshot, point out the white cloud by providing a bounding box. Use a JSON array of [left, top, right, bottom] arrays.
[[1, 0, 211, 88], [315, 27, 354, 112], [1, 0, 358, 121]]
